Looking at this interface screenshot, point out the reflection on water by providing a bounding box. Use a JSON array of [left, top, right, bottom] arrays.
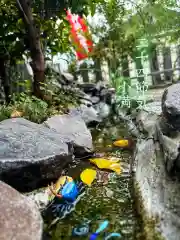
[[43, 122, 142, 240]]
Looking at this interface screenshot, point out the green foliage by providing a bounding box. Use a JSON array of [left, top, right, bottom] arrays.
[[0, 0, 102, 62], [0, 0, 25, 60], [43, 68, 81, 108], [0, 86, 80, 123], [10, 93, 50, 123], [13, 79, 32, 93], [34, 0, 102, 17], [1, 0, 179, 63], [1, 0, 180, 110], [92, 0, 137, 63], [0, 105, 13, 122], [40, 17, 71, 55], [92, 0, 180, 75], [123, 1, 180, 44], [0, 61, 81, 122], [53, 89, 80, 108]]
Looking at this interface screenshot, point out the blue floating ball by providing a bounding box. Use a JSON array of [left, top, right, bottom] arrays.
[[61, 181, 79, 202]]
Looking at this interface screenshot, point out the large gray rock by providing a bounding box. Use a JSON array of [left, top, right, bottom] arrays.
[[94, 102, 111, 119], [61, 71, 74, 82], [69, 104, 101, 125], [78, 83, 97, 94], [136, 111, 158, 137], [78, 91, 93, 106], [143, 101, 162, 115], [117, 109, 140, 138], [0, 181, 42, 240], [91, 96, 100, 104], [136, 102, 161, 137], [26, 188, 49, 210], [135, 101, 180, 175], [156, 120, 180, 175], [134, 98, 180, 239], [135, 139, 180, 240], [44, 114, 93, 156], [99, 87, 115, 105], [162, 83, 180, 130], [0, 118, 73, 191]]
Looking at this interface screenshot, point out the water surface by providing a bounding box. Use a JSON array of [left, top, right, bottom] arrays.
[[43, 122, 142, 240]]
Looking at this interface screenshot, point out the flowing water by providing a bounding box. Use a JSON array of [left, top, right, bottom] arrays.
[[43, 121, 142, 240]]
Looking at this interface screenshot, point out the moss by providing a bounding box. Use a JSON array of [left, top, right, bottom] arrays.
[[133, 181, 165, 240]]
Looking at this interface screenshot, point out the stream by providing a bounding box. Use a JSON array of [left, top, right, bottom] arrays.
[[43, 121, 143, 240]]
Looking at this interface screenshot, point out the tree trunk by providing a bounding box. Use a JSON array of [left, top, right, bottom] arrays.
[[0, 59, 11, 103], [16, 0, 45, 99]]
